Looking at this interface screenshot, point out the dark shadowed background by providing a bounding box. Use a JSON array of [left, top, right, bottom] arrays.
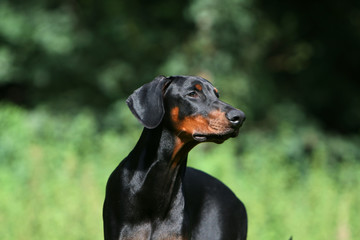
[[0, 0, 359, 239]]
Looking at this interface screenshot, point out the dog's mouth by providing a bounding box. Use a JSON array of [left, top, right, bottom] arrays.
[[192, 128, 240, 143]]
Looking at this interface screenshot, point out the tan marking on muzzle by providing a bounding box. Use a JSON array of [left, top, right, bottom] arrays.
[[171, 108, 231, 136]]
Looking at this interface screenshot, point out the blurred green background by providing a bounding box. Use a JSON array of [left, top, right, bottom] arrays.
[[0, 0, 359, 239]]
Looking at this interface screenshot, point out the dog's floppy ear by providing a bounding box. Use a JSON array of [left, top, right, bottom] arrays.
[[126, 75, 171, 129]]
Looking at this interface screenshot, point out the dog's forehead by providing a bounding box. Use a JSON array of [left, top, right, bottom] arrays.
[[170, 76, 215, 90]]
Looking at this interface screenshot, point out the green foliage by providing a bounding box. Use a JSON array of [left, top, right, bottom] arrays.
[[1, 104, 359, 239], [0, 0, 193, 108], [1, 0, 359, 132], [1, 0, 360, 239]]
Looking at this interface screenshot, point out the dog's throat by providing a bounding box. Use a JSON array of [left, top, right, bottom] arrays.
[[169, 136, 197, 169]]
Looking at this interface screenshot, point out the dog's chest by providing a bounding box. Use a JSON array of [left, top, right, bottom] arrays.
[[119, 222, 188, 240]]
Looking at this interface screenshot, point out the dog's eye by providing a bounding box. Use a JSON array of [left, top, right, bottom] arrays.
[[187, 91, 199, 98]]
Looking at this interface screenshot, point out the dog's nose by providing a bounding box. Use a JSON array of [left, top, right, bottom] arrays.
[[226, 109, 246, 127]]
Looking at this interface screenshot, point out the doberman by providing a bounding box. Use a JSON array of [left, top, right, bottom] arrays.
[[103, 75, 247, 240]]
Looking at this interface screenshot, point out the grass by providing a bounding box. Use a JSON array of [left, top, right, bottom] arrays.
[[0, 104, 359, 239]]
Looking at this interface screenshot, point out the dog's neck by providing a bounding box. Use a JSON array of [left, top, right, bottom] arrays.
[[123, 125, 196, 218]]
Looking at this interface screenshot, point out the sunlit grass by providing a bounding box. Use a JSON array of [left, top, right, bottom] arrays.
[[0, 104, 359, 240]]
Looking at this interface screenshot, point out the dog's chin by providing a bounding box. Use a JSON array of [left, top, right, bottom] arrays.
[[192, 128, 240, 143]]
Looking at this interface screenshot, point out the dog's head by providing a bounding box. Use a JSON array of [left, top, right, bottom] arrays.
[[127, 75, 245, 144]]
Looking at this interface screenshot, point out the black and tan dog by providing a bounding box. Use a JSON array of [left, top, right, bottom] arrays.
[[103, 75, 247, 239]]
